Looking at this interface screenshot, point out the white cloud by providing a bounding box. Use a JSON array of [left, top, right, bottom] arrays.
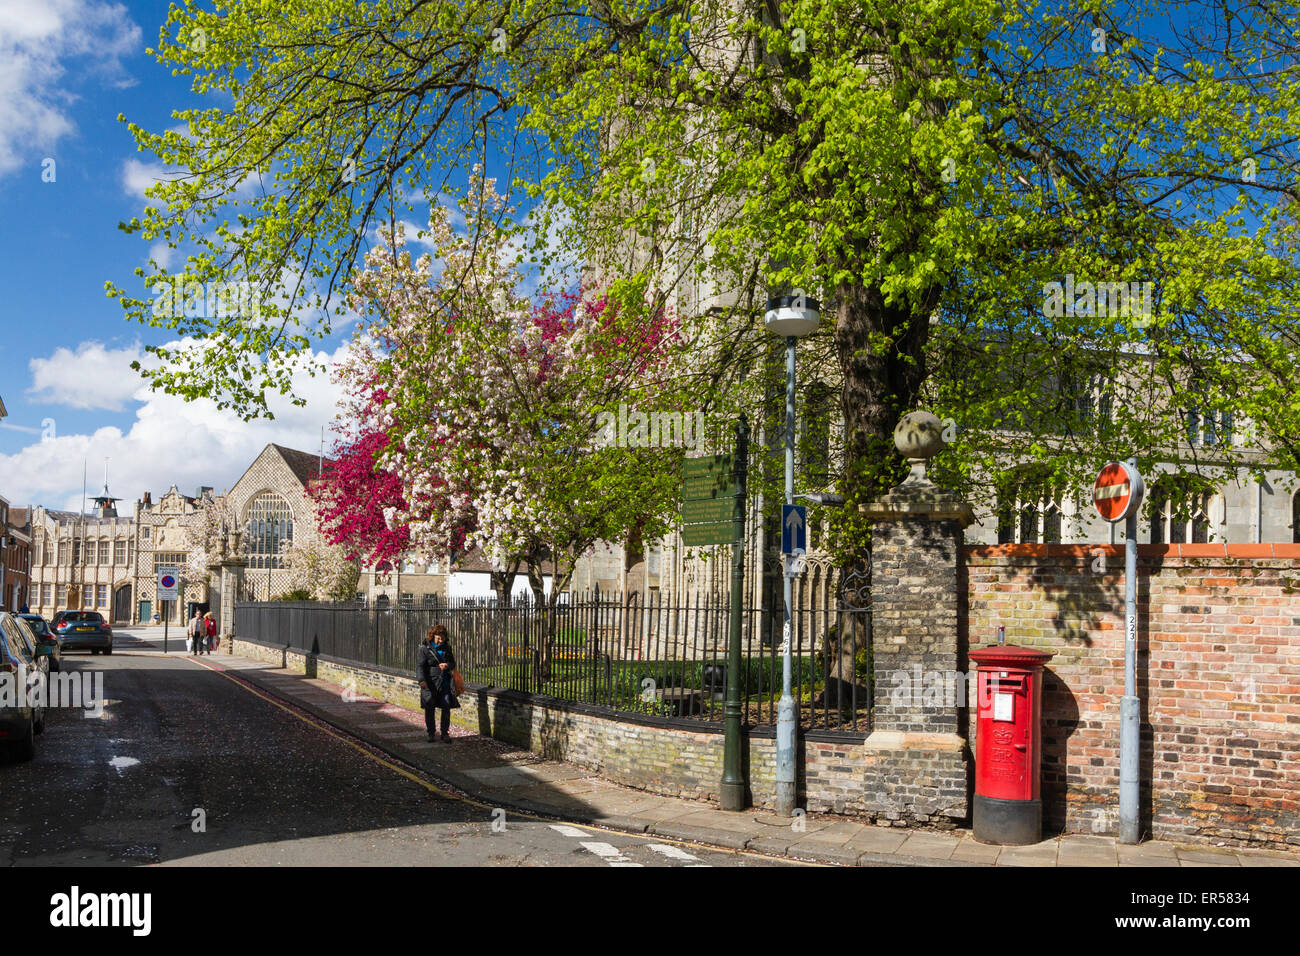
[[5, 338, 353, 512], [0, 0, 140, 177], [27, 341, 156, 411], [121, 158, 177, 200], [148, 241, 178, 271]]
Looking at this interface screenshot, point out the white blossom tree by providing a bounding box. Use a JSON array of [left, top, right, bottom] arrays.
[[340, 174, 695, 608]]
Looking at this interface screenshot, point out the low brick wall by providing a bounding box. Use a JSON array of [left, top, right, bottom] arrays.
[[227, 636, 917, 820], [964, 543, 1300, 848]]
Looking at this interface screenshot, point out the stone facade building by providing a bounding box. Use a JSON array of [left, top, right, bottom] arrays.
[[24, 443, 337, 625], [27, 488, 136, 623], [222, 443, 327, 603], [133, 486, 211, 625]]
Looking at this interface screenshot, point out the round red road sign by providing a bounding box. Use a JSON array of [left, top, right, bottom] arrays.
[[1093, 461, 1144, 522], [160, 574, 176, 589]]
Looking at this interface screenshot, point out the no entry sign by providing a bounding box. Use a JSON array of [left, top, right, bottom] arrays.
[[157, 567, 179, 600], [1093, 461, 1144, 522]]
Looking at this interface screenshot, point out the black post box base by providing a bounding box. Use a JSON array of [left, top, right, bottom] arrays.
[[973, 794, 1042, 846]]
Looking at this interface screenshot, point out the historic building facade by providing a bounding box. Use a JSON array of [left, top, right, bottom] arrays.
[[27, 487, 136, 623], [133, 486, 211, 626], [24, 443, 338, 625], [223, 444, 327, 603]]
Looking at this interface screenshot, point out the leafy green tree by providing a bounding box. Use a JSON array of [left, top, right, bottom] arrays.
[[114, 0, 1300, 566]]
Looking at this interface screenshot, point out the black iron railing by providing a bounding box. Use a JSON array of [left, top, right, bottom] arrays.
[[235, 591, 871, 734]]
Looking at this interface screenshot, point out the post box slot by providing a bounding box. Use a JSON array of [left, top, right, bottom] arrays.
[[986, 676, 1027, 693]]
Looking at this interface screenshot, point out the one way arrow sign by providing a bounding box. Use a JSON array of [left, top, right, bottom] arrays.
[[782, 504, 806, 555]]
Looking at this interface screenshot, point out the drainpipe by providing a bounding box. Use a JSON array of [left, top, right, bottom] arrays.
[[1256, 476, 1263, 544]]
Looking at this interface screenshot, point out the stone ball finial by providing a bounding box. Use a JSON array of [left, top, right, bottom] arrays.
[[894, 410, 944, 485]]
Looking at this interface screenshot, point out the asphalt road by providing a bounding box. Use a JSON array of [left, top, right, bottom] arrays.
[[0, 629, 794, 867]]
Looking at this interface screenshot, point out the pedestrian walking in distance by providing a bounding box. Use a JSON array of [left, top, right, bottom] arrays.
[[204, 612, 217, 654], [189, 610, 204, 655], [417, 624, 459, 742]]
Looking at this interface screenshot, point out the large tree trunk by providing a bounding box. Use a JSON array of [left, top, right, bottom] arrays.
[[833, 280, 935, 507]]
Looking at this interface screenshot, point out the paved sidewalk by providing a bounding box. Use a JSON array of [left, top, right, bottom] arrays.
[[195, 647, 1299, 868]]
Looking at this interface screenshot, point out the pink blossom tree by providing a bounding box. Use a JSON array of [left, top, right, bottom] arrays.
[[339, 173, 696, 609]]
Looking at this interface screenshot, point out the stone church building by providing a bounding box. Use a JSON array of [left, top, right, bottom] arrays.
[[25, 444, 330, 627]]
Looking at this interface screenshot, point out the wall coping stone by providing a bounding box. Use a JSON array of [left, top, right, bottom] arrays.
[[863, 730, 966, 752], [967, 543, 1300, 559], [861, 485, 976, 526]]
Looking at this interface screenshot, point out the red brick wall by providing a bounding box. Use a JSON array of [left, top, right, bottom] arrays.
[[962, 543, 1300, 848]]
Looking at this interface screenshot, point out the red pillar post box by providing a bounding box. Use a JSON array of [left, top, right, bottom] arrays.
[[970, 644, 1054, 845]]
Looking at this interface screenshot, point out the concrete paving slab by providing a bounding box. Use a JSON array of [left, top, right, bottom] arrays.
[[1058, 844, 1119, 866], [785, 840, 863, 866], [1060, 834, 1118, 847], [1175, 847, 1241, 865], [1235, 852, 1299, 867], [995, 842, 1061, 866], [1117, 845, 1180, 866], [950, 841, 1001, 864], [846, 827, 909, 855], [675, 810, 767, 834], [897, 833, 960, 860]]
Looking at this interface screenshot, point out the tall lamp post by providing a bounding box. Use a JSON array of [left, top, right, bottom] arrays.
[[764, 292, 820, 816]]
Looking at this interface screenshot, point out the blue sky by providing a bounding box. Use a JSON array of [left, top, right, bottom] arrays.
[[0, 0, 414, 512], [0, 0, 578, 515]]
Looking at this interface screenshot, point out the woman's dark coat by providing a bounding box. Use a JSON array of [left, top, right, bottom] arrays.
[[417, 640, 460, 710]]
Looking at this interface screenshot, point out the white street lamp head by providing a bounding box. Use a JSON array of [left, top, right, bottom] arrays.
[[764, 294, 821, 338]]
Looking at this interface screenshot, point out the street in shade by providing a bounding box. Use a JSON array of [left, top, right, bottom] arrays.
[[0, 628, 793, 868]]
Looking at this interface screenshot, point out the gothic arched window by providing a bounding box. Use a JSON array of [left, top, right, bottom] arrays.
[[244, 492, 294, 570], [1148, 476, 1218, 544], [995, 466, 1063, 544]]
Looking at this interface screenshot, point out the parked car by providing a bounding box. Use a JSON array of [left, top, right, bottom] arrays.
[[17, 614, 61, 672], [51, 610, 113, 655], [0, 611, 50, 761]]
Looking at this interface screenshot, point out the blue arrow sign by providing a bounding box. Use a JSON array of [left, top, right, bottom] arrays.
[[781, 504, 806, 555]]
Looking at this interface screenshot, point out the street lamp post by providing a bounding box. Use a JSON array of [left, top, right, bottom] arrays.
[[764, 293, 820, 817]]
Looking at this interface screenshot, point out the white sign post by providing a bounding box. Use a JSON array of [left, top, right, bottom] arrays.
[[157, 566, 179, 654], [1093, 460, 1144, 845]]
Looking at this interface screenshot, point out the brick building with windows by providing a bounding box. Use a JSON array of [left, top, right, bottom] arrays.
[[0, 498, 31, 612]]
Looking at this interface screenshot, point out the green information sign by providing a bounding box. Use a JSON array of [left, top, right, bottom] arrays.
[[681, 454, 740, 546], [681, 524, 735, 547], [683, 476, 741, 500], [682, 498, 735, 523], [682, 454, 733, 479]]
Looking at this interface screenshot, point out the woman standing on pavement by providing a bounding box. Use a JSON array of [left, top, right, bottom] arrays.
[[416, 624, 459, 742], [203, 611, 218, 654]]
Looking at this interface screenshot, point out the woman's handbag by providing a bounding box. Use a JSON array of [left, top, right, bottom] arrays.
[[452, 668, 466, 695]]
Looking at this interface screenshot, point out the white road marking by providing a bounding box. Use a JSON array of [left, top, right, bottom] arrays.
[[648, 844, 706, 863], [549, 824, 588, 838], [108, 756, 139, 774], [580, 841, 643, 866]]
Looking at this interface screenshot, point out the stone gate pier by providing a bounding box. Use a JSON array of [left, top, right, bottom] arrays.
[[858, 411, 973, 827]]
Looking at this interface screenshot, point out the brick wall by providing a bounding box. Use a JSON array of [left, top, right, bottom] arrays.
[[964, 543, 1300, 848], [228, 636, 921, 821]]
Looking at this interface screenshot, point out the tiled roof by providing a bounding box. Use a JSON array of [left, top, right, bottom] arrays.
[[271, 444, 334, 488]]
